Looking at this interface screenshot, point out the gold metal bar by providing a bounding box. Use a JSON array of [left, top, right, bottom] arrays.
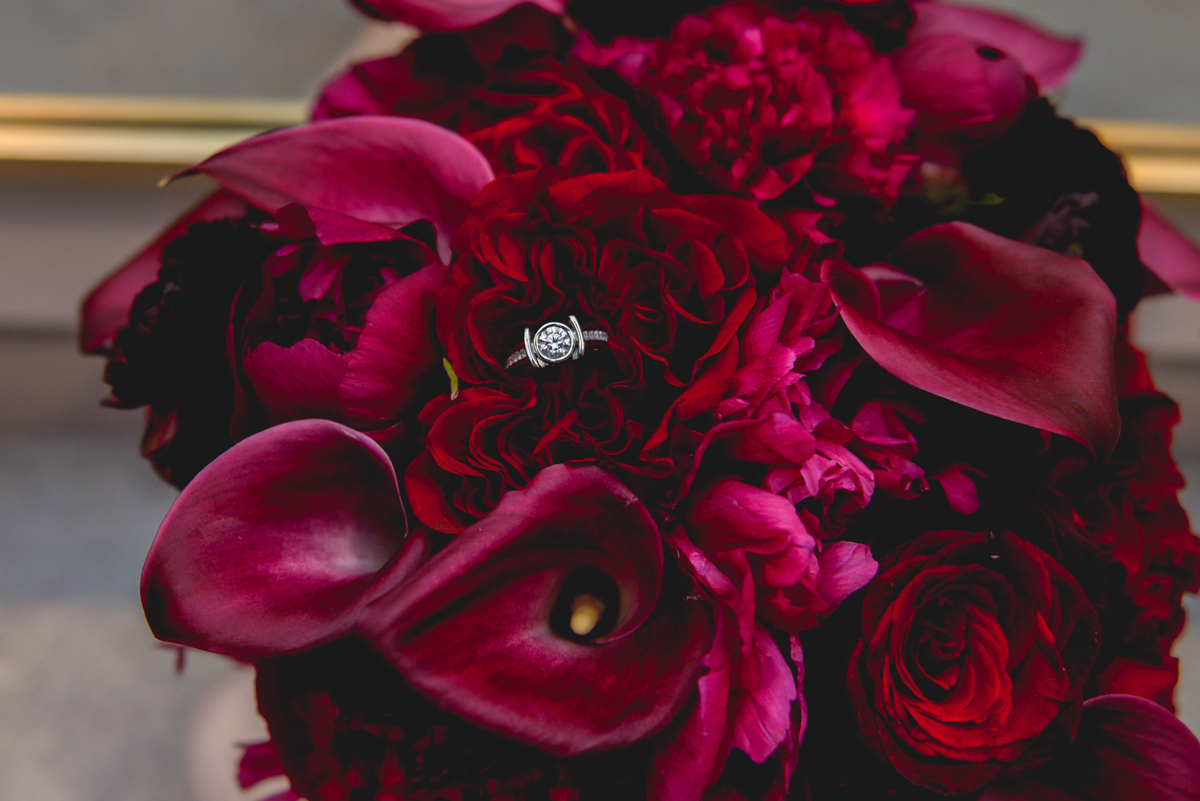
[[0, 94, 306, 128], [0, 122, 269, 165]]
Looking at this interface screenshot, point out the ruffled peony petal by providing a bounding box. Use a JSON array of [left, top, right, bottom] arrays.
[[729, 626, 798, 764], [242, 339, 348, 426], [142, 419, 418, 656], [815, 541, 879, 610], [910, 1, 1083, 91], [177, 117, 494, 262], [357, 464, 712, 757], [79, 190, 248, 353], [827, 222, 1119, 457], [980, 694, 1200, 801], [1138, 196, 1200, 302], [338, 263, 449, 428], [347, 0, 563, 31]]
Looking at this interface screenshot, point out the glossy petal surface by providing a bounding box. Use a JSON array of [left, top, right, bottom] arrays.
[[1139, 197, 1200, 302], [358, 464, 711, 756], [828, 223, 1119, 457], [179, 117, 494, 261], [142, 419, 415, 656]]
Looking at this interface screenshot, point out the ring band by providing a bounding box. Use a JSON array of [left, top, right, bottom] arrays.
[[506, 316, 609, 369]]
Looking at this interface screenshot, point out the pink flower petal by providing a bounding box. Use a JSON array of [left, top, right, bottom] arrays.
[[357, 464, 712, 757], [729, 626, 798, 764], [910, 1, 1083, 91], [827, 222, 1119, 457], [79, 190, 248, 353], [178, 117, 494, 262], [1138, 196, 1200, 302], [142, 419, 419, 656], [981, 694, 1200, 800], [242, 339, 348, 426], [815, 541, 879, 610], [338, 263, 449, 428], [347, 0, 564, 30]]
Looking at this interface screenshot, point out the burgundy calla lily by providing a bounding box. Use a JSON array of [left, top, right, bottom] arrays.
[[910, 1, 1083, 91], [1138, 196, 1200, 302], [826, 222, 1119, 458], [358, 463, 713, 757], [980, 694, 1200, 801], [176, 117, 495, 261], [79, 189, 248, 354], [142, 419, 423, 656], [347, 0, 564, 30]]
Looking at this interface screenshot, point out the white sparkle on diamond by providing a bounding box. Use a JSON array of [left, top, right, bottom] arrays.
[[535, 324, 573, 362]]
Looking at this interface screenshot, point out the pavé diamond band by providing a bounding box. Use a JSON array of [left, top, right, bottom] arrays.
[[505, 316, 609, 369]]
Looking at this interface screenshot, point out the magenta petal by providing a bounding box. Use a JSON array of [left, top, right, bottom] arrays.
[[815, 541, 878, 610], [142, 419, 416, 656], [828, 223, 1119, 457], [1139, 197, 1200, 302], [729, 626, 797, 764], [339, 263, 449, 428], [981, 694, 1200, 801], [357, 464, 712, 756], [80, 190, 249, 353], [243, 339, 348, 426], [910, 0, 1083, 90], [347, 0, 564, 30], [180, 117, 494, 262]]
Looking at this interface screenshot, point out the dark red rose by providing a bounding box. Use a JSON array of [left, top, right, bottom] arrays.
[[848, 530, 1101, 795], [575, 1, 916, 205], [314, 8, 666, 180], [408, 169, 789, 531]]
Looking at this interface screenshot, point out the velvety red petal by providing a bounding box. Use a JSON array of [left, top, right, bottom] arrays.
[[1138, 196, 1200, 302], [142, 420, 416, 656], [79, 190, 248, 353], [910, 0, 1083, 91], [347, 0, 563, 30], [243, 339, 348, 426], [178, 117, 494, 262], [981, 694, 1200, 801], [827, 223, 1119, 457], [358, 464, 712, 756], [339, 263, 449, 428]]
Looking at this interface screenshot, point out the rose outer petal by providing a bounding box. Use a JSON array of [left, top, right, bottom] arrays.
[[142, 419, 416, 656], [357, 464, 712, 757], [79, 189, 249, 353], [828, 223, 1119, 458], [177, 117, 495, 262]]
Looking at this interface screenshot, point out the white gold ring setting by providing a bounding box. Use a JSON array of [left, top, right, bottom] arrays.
[[506, 316, 609, 370]]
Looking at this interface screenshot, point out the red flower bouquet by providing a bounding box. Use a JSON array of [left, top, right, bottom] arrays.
[[83, 1, 1200, 799]]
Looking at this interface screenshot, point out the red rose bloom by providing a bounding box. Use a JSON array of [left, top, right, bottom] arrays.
[[575, 1, 915, 204], [848, 530, 1101, 795], [408, 169, 789, 531]]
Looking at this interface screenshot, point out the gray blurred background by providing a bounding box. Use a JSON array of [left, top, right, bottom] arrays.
[[0, 1, 1198, 800]]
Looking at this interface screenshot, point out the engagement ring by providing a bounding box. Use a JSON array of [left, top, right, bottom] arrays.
[[506, 316, 609, 369]]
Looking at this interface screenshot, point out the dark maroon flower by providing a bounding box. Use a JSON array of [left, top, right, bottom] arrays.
[[409, 169, 788, 531], [575, 1, 916, 204], [848, 530, 1101, 795]]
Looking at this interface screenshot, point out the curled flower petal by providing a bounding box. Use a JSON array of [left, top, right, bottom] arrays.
[[338, 263, 449, 428], [243, 339, 348, 426], [910, 0, 1083, 91], [142, 419, 418, 656], [79, 190, 248, 353], [347, 0, 564, 30], [980, 694, 1200, 801], [358, 464, 712, 757], [1138, 196, 1200, 302], [177, 117, 495, 262], [827, 222, 1119, 457]]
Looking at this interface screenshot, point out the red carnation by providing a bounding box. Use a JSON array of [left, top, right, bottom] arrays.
[[409, 169, 789, 531], [576, 1, 915, 204]]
